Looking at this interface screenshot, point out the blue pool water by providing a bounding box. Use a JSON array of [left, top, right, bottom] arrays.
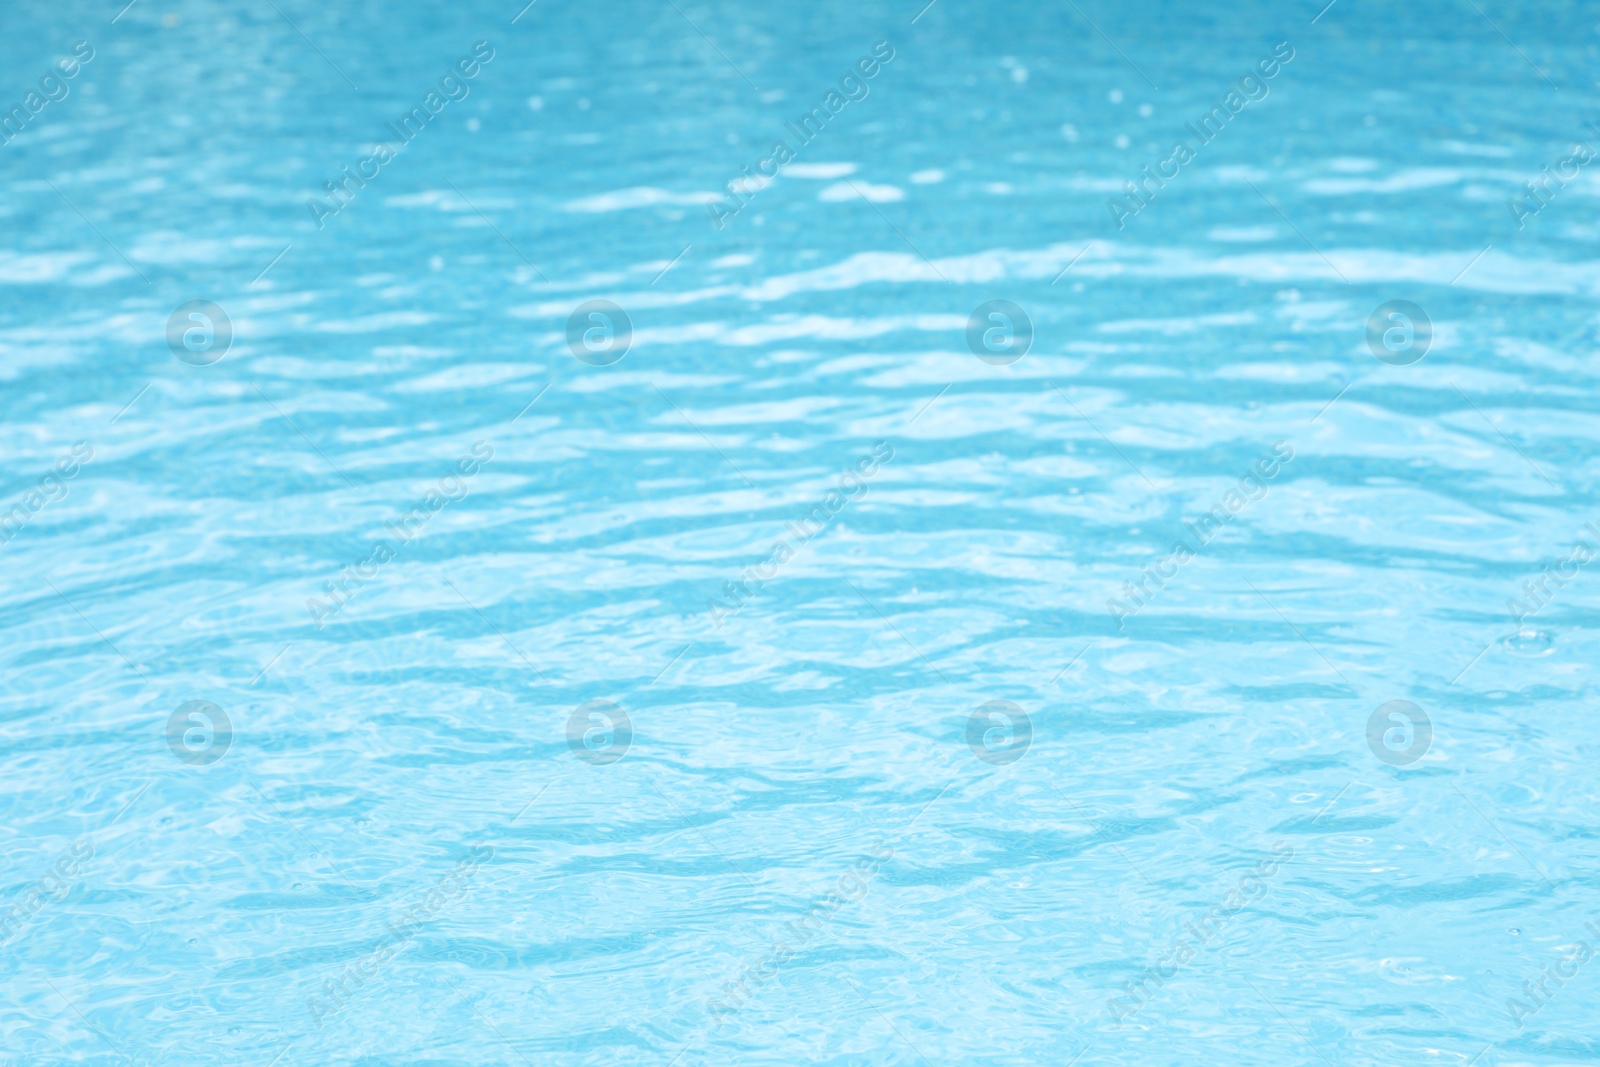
[[2, 1, 1598, 1064]]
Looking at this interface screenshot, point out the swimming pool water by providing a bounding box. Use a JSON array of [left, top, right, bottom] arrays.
[[2, 1, 1598, 1064]]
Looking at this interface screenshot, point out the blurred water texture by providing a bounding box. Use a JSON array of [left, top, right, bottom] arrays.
[[1, 1, 1598, 1064]]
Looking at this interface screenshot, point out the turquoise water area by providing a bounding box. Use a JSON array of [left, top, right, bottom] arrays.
[[2, 1, 1598, 1064]]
